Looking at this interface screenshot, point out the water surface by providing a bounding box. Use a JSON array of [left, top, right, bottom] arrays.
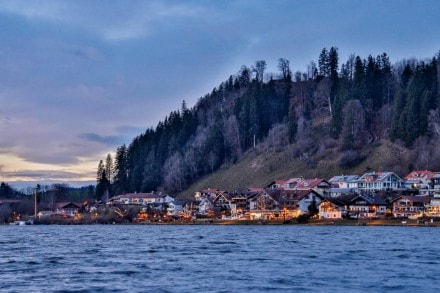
[[1, 225, 439, 292]]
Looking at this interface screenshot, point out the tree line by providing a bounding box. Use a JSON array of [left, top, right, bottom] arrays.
[[96, 47, 440, 200]]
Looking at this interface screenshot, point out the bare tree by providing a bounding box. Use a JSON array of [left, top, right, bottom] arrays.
[[278, 58, 291, 80], [253, 60, 266, 82]]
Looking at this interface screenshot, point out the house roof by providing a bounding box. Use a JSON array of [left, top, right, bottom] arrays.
[[357, 171, 403, 182], [295, 179, 330, 189], [285, 177, 305, 187], [404, 170, 435, 181], [328, 175, 359, 184], [56, 202, 82, 209], [118, 193, 167, 199], [390, 195, 431, 204], [287, 190, 323, 201], [320, 197, 346, 207]]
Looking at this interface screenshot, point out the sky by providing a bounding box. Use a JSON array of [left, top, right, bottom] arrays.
[[0, 0, 439, 189]]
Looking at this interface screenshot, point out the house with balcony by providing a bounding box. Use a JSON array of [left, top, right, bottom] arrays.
[[390, 195, 430, 218], [318, 197, 346, 219], [356, 172, 404, 193], [404, 170, 435, 195], [342, 194, 389, 218]]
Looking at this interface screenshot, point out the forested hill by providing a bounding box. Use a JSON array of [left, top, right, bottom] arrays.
[[95, 47, 440, 199]]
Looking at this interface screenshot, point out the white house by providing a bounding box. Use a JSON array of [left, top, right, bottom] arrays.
[[356, 172, 404, 193], [328, 175, 359, 189]]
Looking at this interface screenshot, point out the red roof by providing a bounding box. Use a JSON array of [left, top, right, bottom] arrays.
[[404, 170, 435, 180], [295, 179, 325, 189]]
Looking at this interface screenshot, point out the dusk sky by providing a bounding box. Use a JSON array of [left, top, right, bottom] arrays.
[[0, 0, 439, 188]]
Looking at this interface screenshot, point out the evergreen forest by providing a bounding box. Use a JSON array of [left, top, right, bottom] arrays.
[[96, 47, 440, 200]]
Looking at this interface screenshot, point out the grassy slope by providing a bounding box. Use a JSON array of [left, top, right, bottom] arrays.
[[178, 139, 411, 199]]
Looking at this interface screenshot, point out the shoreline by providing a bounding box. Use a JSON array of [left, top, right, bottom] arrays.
[[4, 218, 438, 227]]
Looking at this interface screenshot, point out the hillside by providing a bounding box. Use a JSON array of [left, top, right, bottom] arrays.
[[178, 139, 412, 199], [95, 47, 440, 200]]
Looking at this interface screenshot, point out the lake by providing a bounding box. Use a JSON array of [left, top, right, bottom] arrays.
[[1, 225, 440, 292]]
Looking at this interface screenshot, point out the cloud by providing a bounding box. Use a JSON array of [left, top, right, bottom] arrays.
[[2, 170, 81, 180], [78, 133, 124, 146]]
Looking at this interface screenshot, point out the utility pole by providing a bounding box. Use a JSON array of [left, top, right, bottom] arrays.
[[34, 188, 37, 219]]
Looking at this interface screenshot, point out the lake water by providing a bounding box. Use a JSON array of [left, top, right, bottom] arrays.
[[1, 225, 440, 292]]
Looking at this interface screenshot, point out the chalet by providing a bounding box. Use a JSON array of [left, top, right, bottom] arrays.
[[166, 200, 187, 217], [318, 197, 346, 219], [404, 170, 435, 195], [247, 190, 280, 220], [390, 195, 430, 218], [356, 172, 404, 193], [55, 202, 82, 216], [426, 195, 440, 217], [344, 194, 389, 218], [288, 190, 325, 215], [195, 197, 214, 216]]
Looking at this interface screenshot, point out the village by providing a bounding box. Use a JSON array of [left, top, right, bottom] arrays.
[[7, 169, 439, 225]]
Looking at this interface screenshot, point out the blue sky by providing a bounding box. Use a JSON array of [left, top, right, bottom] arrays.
[[0, 0, 439, 188]]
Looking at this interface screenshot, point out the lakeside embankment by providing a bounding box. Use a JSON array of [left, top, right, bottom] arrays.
[[6, 217, 437, 226]]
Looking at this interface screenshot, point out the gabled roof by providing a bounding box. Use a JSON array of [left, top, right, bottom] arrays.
[[56, 202, 82, 209], [390, 195, 431, 204], [295, 179, 330, 189], [404, 170, 435, 180], [288, 189, 323, 201], [320, 197, 346, 207], [357, 171, 403, 182]]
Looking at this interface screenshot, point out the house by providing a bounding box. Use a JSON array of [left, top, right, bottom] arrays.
[[325, 187, 356, 198], [167, 200, 187, 218], [114, 193, 174, 206], [288, 190, 325, 215], [55, 202, 82, 216], [195, 196, 214, 216], [432, 173, 440, 192], [294, 179, 332, 195], [343, 194, 389, 218], [318, 197, 346, 219], [328, 175, 359, 189], [247, 190, 280, 220], [426, 195, 440, 217], [404, 170, 435, 195], [390, 195, 431, 218], [195, 189, 224, 201], [356, 172, 404, 193]]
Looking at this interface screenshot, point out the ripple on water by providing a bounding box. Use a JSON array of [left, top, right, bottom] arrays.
[[2, 225, 440, 292]]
